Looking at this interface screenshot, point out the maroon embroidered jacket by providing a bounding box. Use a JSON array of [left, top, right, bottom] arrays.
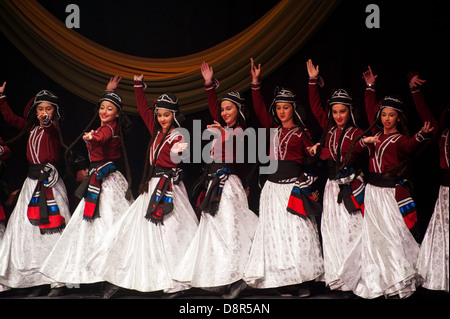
[[85, 119, 121, 163], [0, 94, 60, 164], [363, 84, 429, 173], [308, 77, 365, 163], [134, 80, 183, 168], [251, 82, 312, 164]]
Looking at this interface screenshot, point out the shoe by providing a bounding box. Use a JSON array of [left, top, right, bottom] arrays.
[[162, 291, 184, 299], [223, 280, 247, 299], [48, 287, 65, 297], [103, 284, 120, 299], [27, 286, 43, 297], [298, 288, 311, 298]]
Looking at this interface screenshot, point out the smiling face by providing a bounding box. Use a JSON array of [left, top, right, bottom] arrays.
[[99, 100, 119, 125], [331, 104, 350, 128], [381, 107, 400, 133], [36, 102, 55, 122], [156, 109, 174, 132], [220, 100, 238, 127]]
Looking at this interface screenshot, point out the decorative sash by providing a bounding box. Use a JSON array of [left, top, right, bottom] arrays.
[[27, 163, 65, 234], [332, 166, 365, 215], [145, 167, 181, 224], [198, 163, 232, 216], [75, 161, 117, 221]]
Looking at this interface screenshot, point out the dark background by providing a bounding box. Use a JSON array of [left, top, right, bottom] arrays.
[[1, 0, 449, 240]]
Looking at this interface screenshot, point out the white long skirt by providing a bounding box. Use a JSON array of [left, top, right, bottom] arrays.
[[321, 179, 363, 291], [173, 175, 258, 288], [338, 184, 420, 299], [0, 178, 71, 288], [86, 179, 199, 293], [40, 172, 131, 284], [243, 180, 324, 289], [417, 185, 449, 292]]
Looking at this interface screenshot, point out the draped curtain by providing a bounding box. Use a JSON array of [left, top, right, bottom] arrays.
[[0, 0, 339, 114]]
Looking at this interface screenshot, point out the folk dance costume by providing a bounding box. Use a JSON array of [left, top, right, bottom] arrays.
[[308, 78, 365, 291], [86, 81, 198, 294], [0, 138, 12, 240], [173, 81, 258, 291], [243, 83, 324, 289], [409, 75, 449, 292], [0, 91, 71, 289], [40, 91, 131, 284], [339, 85, 431, 299]]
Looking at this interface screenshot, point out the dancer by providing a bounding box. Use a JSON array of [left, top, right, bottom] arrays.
[[173, 62, 258, 299], [0, 84, 71, 296], [243, 59, 324, 297], [0, 136, 12, 239], [306, 59, 365, 296], [338, 66, 434, 299], [87, 74, 198, 298], [39, 76, 131, 289], [408, 71, 448, 293]]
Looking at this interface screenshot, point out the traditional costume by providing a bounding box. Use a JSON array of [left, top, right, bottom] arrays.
[[0, 90, 71, 290], [86, 80, 198, 294], [243, 82, 324, 289], [40, 91, 131, 284], [308, 78, 365, 292]]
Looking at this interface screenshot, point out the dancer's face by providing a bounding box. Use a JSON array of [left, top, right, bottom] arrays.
[[99, 101, 119, 125], [36, 103, 55, 122], [156, 109, 174, 133], [332, 104, 350, 128], [381, 107, 400, 132], [221, 101, 238, 127], [276, 103, 294, 124]]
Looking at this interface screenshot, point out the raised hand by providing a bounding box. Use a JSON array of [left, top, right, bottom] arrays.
[[409, 74, 426, 88], [206, 120, 224, 134], [106, 75, 122, 91], [363, 66, 378, 85], [0, 82, 6, 92], [250, 58, 261, 83], [201, 61, 214, 84], [419, 121, 434, 134], [306, 59, 319, 78]]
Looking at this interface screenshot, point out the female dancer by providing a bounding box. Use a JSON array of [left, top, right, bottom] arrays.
[[339, 66, 434, 299], [39, 76, 131, 289], [243, 59, 324, 297], [0, 84, 71, 296], [173, 62, 258, 299], [408, 72, 448, 293], [0, 136, 12, 239], [306, 59, 365, 296], [87, 74, 199, 298]]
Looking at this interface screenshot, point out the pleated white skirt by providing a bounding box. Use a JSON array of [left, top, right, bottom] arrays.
[[243, 180, 324, 289], [338, 184, 420, 299], [86, 179, 199, 293], [173, 175, 258, 288], [321, 179, 364, 290], [40, 171, 131, 284], [0, 178, 71, 288], [417, 185, 449, 292]]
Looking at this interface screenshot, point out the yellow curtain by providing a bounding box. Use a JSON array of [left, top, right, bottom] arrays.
[[0, 0, 339, 114]]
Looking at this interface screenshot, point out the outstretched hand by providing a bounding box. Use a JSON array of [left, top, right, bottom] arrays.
[[363, 136, 381, 144], [0, 82, 6, 92], [419, 121, 434, 135], [363, 66, 378, 85], [106, 75, 122, 91], [409, 74, 426, 88], [306, 143, 320, 156], [250, 58, 261, 83], [306, 59, 319, 78], [201, 61, 214, 84], [83, 130, 95, 141]]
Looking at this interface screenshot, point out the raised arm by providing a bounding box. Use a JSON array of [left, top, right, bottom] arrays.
[[250, 58, 273, 129], [0, 82, 28, 130], [306, 59, 328, 129], [201, 61, 221, 122], [133, 74, 155, 133], [363, 66, 380, 133]]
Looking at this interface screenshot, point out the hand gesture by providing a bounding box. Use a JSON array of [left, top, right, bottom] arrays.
[[306, 142, 320, 156], [171, 142, 188, 154], [201, 61, 214, 84], [419, 121, 434, 134], [206, 120, 224, 134], [106, 75, 122, 91], [134, 74, 144, 81], [83, 130, 95, 141], [363, 136, 381, 144], [0, 82, 5, 93], [250, 58, 261, 83], [409, 74, 426, 88], [306, 59, 319, 78], [363, 66, 378, 85]]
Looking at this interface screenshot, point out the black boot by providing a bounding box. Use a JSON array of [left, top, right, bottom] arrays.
[[48, 287, 65, 297], [103, 283, 120, 299], [223, 280, 247, 299]]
